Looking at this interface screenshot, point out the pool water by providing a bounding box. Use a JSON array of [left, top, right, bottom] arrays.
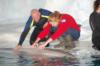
[[0, 48, 100, 66]]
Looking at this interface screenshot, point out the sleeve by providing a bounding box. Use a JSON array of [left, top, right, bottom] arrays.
[[89, 13, 95, 31], [51, 22, 68, 40], [37, 22, 51, 40], [39, 8, 52, 16], [18, 16, 33, 45]]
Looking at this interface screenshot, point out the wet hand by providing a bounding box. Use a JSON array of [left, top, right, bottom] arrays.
[[13, 45, 22, 52], [31, 42, 39, 48]]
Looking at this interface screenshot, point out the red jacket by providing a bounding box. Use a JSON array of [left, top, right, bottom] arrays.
[[37, 14, 80, 40]]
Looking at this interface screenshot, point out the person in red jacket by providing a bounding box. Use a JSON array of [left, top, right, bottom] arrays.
[[31, 11, 80, 49]]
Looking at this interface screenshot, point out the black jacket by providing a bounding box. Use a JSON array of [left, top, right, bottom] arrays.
[[90, 12, 100, 38]]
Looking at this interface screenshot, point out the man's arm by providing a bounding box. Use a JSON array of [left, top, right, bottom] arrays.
[[14, 16, 34, 51], [18, 16, 33, 46], [31, 23, 51, 48]]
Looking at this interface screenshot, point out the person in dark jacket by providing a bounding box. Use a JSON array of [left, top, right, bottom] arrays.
[[14, 8, 52, 50], [89, 0, 100, 51]]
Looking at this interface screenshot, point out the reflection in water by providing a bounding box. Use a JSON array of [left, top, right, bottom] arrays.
[[17, 52, 66, 66], [0, 48, 100, 66], [92, 57, 100, 66], [93, 59, 100, 66]]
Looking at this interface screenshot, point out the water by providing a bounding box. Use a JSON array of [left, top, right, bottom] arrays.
[[0, 20, 99, 66], [0, 48, 100, 66]]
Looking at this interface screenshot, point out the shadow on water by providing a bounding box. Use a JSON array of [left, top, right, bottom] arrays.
[[0, 48, 100, 66]]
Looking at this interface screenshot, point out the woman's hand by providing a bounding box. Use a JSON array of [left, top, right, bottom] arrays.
[[38, 44, 46, 49]]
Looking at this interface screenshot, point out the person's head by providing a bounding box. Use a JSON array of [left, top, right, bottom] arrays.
[[94, 0, 100, 11], [49, 11, 61, 26], [31, 9, 41, 22]]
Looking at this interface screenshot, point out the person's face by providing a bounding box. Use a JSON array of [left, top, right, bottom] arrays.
[[31, 10, 41, 22], [49, 17, 59, 27]]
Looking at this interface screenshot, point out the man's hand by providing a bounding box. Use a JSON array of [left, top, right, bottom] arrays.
[[31, 42, 39, 48], [14, 45, 22, 51], [38, 38, 53, 49], [31, 38, 40, 48]]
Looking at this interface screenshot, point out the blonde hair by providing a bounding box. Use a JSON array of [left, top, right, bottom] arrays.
[[49, 11, 61, 19], [49, 11, 61, 23]]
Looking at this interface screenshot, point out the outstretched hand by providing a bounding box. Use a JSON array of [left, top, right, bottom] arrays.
[[31, 42, 39, 48], [13, 45, 22, 52], [38, 44, 46, 49]]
